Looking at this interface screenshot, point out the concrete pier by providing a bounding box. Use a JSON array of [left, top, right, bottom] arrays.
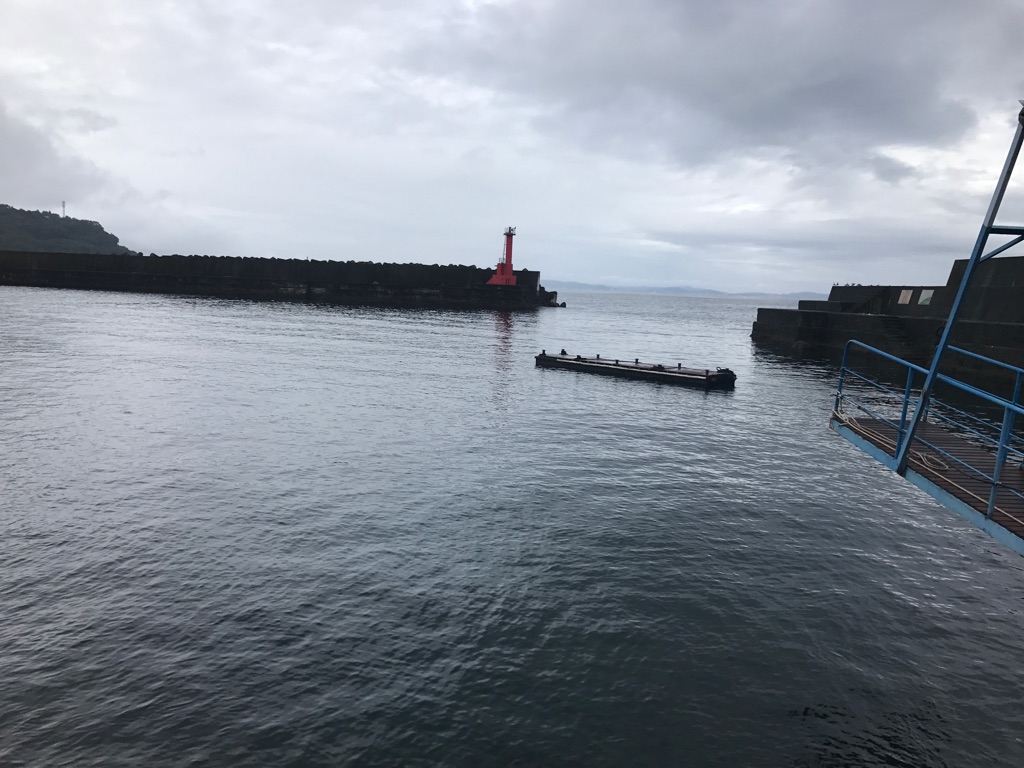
[[0, 250, 560, 310], [752, 255, 1024, 382]]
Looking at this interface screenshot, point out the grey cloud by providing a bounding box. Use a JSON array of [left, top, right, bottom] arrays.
[[60, 108, 118, 133], [642, 212, 971, 283], [1, 0, 1018, 293], [404, 0, 996, 166], [866, 154, 918, 184], [0, 103, 108, 208]]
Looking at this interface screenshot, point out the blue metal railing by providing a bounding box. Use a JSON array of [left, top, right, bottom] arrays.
[[833, 340, 1024, 518]]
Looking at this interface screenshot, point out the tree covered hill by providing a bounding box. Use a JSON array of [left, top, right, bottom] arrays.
[[0, 204, 135, 254]]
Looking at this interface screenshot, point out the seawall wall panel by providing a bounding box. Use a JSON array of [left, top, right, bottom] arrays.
[[0, 251, 552, 309]]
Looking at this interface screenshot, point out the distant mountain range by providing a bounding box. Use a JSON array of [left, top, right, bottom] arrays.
[[0, 204, 135, 254], [542, 279, 827, 300]]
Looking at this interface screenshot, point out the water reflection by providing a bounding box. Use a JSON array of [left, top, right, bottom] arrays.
[[491, 311, 514, 407]]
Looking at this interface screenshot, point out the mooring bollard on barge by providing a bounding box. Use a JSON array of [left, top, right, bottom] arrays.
[[535, 350, 736, 390]]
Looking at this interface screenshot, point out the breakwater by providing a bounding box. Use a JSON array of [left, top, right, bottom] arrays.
[[0, 250, 560, 310], [751, 254, 1024, 382]]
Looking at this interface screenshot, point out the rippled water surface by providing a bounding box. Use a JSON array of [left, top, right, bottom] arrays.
[[3, 286, 1024, 767]]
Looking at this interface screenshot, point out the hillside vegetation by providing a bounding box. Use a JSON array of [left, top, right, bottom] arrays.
[[0, 204, 134, 254]]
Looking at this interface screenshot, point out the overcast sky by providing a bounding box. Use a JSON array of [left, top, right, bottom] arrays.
[[2, 1, 1024, 293]]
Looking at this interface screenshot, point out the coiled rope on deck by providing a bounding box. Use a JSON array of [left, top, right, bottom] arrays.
[[832, 408, 949, 472]]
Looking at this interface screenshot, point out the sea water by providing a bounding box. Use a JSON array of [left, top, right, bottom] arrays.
[[2, 286, 1023, 767]]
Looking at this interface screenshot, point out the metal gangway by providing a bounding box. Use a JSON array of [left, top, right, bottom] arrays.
[[830, 102, 1024, 555]]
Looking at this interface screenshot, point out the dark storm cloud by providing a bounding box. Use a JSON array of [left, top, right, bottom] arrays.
[[406, 0, 1014, 167]]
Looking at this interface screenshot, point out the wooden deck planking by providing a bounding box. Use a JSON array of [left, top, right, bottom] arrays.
[[837, 416, 1024, 539], [562, 356, 712, 376]]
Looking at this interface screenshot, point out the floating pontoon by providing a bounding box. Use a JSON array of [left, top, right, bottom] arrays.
[[536, 351, 736, 390]]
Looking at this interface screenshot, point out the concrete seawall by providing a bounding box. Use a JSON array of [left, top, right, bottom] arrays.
[[0, 251, 559, 310], [751, 254, 1024, 382]]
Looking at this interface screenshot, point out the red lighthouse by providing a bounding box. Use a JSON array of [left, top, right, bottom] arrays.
[[486, 227, 517, 286]]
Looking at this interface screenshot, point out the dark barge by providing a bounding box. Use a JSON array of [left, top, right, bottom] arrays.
[[535, 351, 736, 389]]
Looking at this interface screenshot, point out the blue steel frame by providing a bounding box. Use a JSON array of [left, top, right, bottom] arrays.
[[894, 103, 1024, 474]]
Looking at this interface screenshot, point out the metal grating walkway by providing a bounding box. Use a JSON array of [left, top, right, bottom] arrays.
[[832, 415, 1024, 542]]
